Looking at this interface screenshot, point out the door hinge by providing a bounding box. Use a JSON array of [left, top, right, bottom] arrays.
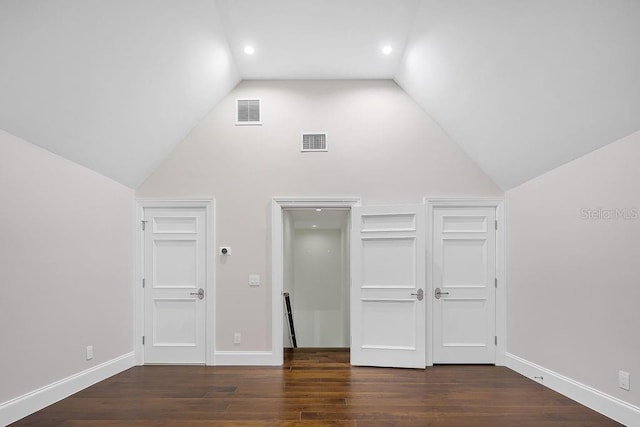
[[142, 336, 145, 345], [495, 220, 498, 230], [142, 278, 146, 288], [494, 277, 497, 288], [141, 220, 148, 230], [495, 336, 497, 346]]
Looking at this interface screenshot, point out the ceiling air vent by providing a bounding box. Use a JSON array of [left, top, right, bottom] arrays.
[[236, 98, 261, 125], [301, 133, 327, 152]]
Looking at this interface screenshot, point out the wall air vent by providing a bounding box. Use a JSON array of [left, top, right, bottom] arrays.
[[301, 133, 327, 152], [236, 98, 261, 125]]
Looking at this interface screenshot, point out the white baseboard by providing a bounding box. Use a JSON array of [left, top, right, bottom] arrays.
[[214, 351, 279, 366], [506, 353, 639, 426], [0, 352, 135, 426]]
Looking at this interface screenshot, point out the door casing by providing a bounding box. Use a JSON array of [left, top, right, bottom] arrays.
[[425, 198, 505, 367], [135, 199, 215, 366], [271, 197, 361, 365]]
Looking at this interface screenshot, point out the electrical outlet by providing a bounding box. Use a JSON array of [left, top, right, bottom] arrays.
[[619, 371, 630, 391], [86, 345, 94, 360], [233, 333, 241, 344]]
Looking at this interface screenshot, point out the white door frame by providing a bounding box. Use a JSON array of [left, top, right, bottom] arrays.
[[135, 199, 215, 366], [425, 198, 505, 367], [271, 197, 361, 365]]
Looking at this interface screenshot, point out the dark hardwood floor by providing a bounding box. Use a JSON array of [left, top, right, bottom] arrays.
[[12, 348, 620, 426]]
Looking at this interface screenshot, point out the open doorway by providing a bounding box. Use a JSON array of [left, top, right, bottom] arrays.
[[282, 208, 350, 349]]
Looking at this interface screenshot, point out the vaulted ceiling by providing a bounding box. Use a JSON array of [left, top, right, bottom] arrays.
[[1, 0, 639, 189]]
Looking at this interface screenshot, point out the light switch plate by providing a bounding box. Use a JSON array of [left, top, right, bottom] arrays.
[[619, 371, 630, 391], [249, 274, 260, 286]]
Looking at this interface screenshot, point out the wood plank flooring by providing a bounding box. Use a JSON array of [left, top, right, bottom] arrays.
[[12, 348, 620, 426]]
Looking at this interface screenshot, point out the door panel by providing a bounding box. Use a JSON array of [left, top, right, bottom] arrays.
[[442, 239, 487, 287], [362, 237, 415, 287], [433, 207, 496, 363], [154, 240, 198, 288], [441, 298, 488, 346], [361, 300, 417, 349], [144, 207, 206, 364], [153, 216, 198, 233], [351, 205, 425, 368], [153, 299, 198, 345]]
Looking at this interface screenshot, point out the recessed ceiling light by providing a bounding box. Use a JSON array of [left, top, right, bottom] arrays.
[[244, 45, 255, 55], [312, 224, 317, 228], [382, 45, 393, 55], [315, 208, 322, 212]]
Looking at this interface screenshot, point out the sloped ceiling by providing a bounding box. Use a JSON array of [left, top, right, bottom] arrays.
[[1, 0, 639, 190], [395, 0, 640, 189], [0, 0, 240, 187]]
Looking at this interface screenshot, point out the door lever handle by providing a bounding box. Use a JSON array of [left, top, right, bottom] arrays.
[[411, 288, 424, 301], [190, 288, 205, 300], [435, 288, 449, 299]]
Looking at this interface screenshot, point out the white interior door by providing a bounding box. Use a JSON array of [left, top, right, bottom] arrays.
[[351, 205, 425, 368], [143, 207, 206, 364], [432, 207, 496, 363]]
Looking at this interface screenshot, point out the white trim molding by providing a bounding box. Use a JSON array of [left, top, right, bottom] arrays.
[[506, 353, 640, 426], [214, 351, 277, 366], [135, 198, 216, 366], [0, 352, 134, 426], [271, 197, 361, 365], [425, 198, 506, 367], [272, 197, 362, 208]]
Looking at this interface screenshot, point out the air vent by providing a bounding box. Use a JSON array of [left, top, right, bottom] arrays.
[[236, 98, 261, 125], [301, 133, 327, 152]]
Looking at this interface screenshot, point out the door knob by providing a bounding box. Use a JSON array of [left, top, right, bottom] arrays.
[[190, 288, 205, 300], [411, 288, 424, 301], [435, 288, 449, 299]]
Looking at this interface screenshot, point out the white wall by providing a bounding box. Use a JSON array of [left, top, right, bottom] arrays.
[[0, 129, 134, 404], [137, 79, 502, 351], [506, 130, 640, 408], [292, 229, 347, 347]]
